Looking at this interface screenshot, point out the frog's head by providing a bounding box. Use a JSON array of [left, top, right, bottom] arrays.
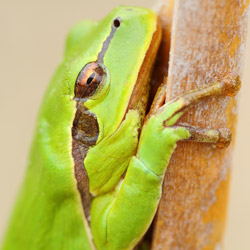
[[68, 7, 161, 141], [66, 6, 161, 194]]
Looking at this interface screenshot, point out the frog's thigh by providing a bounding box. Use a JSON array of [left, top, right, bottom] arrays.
[[107, 156, 162, 249], [91, 156, 162, 250]]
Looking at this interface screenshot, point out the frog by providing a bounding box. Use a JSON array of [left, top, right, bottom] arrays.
[[2, 6, 240, 250]]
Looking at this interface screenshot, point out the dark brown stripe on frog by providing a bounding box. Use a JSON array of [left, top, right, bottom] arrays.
[[72, 101, 99, 222], [97, 17, 122, 64], [71, 17, 120, 225]]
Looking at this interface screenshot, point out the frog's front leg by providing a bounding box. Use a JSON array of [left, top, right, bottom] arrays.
[[91, 73, 241, 250], [138, 73, 240, 175]]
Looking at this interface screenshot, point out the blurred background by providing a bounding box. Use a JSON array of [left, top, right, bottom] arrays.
[[0, 0, 249, 249]]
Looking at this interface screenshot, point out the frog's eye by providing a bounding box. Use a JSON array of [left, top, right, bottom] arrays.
[[74, 62, 108, 99]]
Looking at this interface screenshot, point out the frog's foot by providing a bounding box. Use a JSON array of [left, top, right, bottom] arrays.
[[151, 73, 241, 115], [171, 72, 241, 111], [149, 73, 241, 127], [173, 123, 232, 148]]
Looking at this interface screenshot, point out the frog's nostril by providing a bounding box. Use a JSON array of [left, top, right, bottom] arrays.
[[113, 18, 121, 28]]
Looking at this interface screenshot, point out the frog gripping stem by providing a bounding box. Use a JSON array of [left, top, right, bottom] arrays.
[[221, 72, 241, 96], [169, 73, 241, 112], [176, 124, 232, 148], [154, 73, 241, 148], [131, 74, 241, 247]]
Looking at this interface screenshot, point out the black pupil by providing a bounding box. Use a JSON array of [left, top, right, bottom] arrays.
[[86, 72, 96, 85]]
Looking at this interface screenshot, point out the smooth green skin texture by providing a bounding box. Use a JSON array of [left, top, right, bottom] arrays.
[[2, 6, 163, 250], [2, 5, 195, 250], [90, 100, 190, 250]]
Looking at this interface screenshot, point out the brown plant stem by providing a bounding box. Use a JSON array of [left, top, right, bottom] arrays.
[[151, 0, 249, 249]]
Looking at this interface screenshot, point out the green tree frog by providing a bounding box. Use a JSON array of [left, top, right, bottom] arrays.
[[2, 6, 240, 250]]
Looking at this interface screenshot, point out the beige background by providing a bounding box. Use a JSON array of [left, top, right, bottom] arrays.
[[0, 1, 249, 249]]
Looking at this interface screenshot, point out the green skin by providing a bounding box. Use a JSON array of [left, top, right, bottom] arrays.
[[2, 6, 238, 250]]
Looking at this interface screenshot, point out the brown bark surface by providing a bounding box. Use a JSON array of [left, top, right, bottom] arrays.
[[151, 0, 249, 249]]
